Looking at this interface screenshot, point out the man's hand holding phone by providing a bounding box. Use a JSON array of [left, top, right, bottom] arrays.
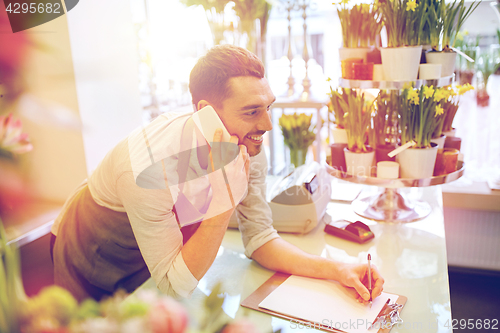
[[191, 105, 249, 209], [208, 129, 250, 208]]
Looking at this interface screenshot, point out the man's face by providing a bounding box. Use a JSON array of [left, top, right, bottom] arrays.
[[214, 76, 275, 157]]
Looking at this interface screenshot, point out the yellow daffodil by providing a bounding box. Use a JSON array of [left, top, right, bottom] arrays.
[[423, 85, 435, 99], [433, 88, 448, 102], [435, 105, 444, 117], [340, 0, 349, 5], [402, 82, 413, 91], [458, 83, 474, 95], [408, 89, 420, 105], [406, 0, 417, 12]]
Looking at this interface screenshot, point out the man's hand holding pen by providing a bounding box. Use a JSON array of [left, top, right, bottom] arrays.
[[337, 258, 385, 305]]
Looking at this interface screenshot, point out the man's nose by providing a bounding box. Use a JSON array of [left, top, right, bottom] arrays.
[[258, 110, 273, 132]]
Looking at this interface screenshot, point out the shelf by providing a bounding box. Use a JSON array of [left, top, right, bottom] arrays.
[[324, 161, 465, 222], [325, 161, 465, 189], [338, 75, 455, 90]]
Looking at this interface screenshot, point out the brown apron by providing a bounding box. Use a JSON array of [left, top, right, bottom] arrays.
[[54, 118, 205, 301]]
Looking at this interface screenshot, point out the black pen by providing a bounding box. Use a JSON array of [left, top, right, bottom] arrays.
[[368, 253, 372, 308]]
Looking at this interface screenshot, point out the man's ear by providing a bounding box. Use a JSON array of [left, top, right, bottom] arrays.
[[196, 100, 210, 111]]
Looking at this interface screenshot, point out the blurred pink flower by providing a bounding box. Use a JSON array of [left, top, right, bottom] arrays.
[[221, 318, 260, 333], [0, 113, 33, 155], [0, 2, 29, 72], [148, 297, 188, 333]]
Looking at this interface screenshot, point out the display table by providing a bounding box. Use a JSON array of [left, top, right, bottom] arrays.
[[138, 185, 453, 333]]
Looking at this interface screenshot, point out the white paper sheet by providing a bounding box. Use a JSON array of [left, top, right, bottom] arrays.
[[259, 275, 399, 333]]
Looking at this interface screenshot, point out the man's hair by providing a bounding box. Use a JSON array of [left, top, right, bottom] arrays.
[[189, 45, 265, 110]]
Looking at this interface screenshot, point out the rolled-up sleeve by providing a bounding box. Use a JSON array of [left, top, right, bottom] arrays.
[[236, 151, 280, 258], [116, 171, 198, 298]]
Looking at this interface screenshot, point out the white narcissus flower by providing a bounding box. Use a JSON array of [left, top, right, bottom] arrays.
[[0, 113, 33, 155]]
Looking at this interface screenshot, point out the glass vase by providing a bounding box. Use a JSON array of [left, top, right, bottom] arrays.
[[289, 147, 308, 168]]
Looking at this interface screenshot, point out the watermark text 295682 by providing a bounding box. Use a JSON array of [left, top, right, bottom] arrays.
[[6, 2, 62, 14], [2, 0, 80, 33]]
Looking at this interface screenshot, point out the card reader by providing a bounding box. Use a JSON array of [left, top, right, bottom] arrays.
[[324, 219, 374, 244]]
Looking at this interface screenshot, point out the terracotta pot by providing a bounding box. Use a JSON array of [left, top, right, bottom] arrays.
[[396, 143, 438, 178], [344, 147, 375, 177], [367, 48, 382, 64], [339, 47, 372, 63], [353, 62, 374, 80], [476, 89, 490, 107], [444, 136, 461, 151], [375, 144, 396, 162], [330, 143, 348, 171], [434, 148, 459, 176], [341, 58, 363, 79]]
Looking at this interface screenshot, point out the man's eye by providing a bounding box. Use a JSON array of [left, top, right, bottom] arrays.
[[246, 110, 258, 116]]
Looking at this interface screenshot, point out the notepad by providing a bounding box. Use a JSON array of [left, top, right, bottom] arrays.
[[258, 275, 399, 333]]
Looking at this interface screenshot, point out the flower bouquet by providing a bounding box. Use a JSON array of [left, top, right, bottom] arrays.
[[341, 89, 374, 176], [2, 246, 260, 333], [279, 113, 316, 168]]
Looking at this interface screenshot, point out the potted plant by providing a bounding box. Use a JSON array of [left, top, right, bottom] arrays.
[[455, 31, 480, 85], [379, 0, 428, 81], [335, 0, 383, 63], [328, 85, 349, 170], [181, 0, 231, 45], [426, 0, 480, 77], [441, 83, 474, 137], [232, 0, 272, 57], [342, 89, 374, 176], [279, 113, 316, 168], [370, 90, 398, 162], [396, 85, 444, 178], [327, 84, 349, 144]]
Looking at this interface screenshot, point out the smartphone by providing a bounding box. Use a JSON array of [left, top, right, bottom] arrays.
[[191, 105, 231, 146]]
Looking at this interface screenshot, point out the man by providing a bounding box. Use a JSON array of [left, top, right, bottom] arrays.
[[52, 45, 384, 303]]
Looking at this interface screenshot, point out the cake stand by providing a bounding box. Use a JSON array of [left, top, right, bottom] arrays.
[[324, 161, 465, 223], [328, 75, 460, 222]]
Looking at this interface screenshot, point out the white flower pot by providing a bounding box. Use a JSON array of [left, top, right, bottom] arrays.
[[396, 143, 438, 178], [331, 125, 348, 144], [339, 47, 372, 63], [430, 134, 446, 148], [442, 128, 456, 137], [419, 64, 442, 80], [380, 46, 422, 81], [425, 51, 457, 77], [372, 64, 385, 81], [344, 148, 375, 177]]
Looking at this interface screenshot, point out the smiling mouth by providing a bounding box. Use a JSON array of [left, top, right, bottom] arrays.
[[246, 134, 264, 144]]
